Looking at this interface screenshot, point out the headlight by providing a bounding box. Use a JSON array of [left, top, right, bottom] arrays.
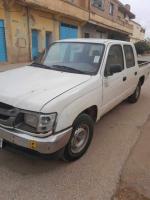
[[38, 113, 57, 133], [24, 112, 57, 134]]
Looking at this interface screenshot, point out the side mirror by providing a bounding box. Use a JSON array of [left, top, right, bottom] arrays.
[[109, 64, 122, 75]]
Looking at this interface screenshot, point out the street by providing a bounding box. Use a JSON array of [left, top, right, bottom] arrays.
[[0, 73, 149, 200]]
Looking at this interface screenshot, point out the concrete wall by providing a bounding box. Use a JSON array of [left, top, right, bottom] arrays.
[[0, 1, 4, 18], [28, 9, 59, 52], [25, 0, 89, 21], [130, 21, 145, 43], [9, 4, 30, 63], [65, 0, 89, 10]]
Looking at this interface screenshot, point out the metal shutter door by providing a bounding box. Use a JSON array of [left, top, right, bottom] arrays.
[[69, 26, 78, 38], [60, 24, 69, 39], [60, 23, 78, 40]]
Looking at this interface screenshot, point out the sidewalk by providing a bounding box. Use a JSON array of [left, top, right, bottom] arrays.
[[114, 115, 150, 200], [0, 63, 30, 72]]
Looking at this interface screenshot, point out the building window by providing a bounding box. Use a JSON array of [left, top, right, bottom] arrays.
[[84, 33, 90, 38], [91, 0, 104, 10], [109, 3, 114, 16]]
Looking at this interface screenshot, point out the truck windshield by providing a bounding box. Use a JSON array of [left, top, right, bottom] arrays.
[[36, 42, 105, 75]]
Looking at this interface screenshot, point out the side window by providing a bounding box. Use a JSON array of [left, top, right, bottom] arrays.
[[91, 0, 104, 10], [109, 3, 114, 16], [105, 45, 124, 77], [124, 45, 135, 68]]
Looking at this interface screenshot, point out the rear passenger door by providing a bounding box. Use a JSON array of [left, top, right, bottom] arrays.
[[102, 44, 127, 113], [123, 45, 138, 95]]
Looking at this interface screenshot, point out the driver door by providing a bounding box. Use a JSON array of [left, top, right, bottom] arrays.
[[102, 44, 127, 114]]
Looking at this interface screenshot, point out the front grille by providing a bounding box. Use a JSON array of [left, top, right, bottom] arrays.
[[0, 102, 18, 127], [0, 103, 38, 134]]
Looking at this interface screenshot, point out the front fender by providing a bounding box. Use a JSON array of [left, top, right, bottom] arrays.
[[41, 75, 102, 132], [55, 87, 100, 132]]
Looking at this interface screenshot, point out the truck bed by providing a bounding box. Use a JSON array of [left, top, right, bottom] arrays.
[[138, 60, 150, 68]]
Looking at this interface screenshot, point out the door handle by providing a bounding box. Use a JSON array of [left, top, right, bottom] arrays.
[[135, 72, 137, 76], [123, 77, 127, 81]]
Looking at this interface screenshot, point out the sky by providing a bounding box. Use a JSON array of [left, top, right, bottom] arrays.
[[120, 0, 150, 38]]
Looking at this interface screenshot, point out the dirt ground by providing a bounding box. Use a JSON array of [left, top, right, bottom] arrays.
[[115, 187, 150, 200]]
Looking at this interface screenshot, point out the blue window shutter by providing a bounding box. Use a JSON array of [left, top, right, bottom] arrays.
[[32, 30, 39, 59], [0, 20, 7, 62]]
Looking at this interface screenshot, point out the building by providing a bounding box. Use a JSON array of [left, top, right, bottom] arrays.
[[0, 0, 135, 64], [83, 1, 135, 41], [130, 20, 145, 43], [0, 0, 89, 64]]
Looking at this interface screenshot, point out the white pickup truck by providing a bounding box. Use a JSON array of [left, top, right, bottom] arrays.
[[0, 39, 150, 161]]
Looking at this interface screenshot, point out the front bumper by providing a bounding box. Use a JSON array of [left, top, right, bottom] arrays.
[[0, 126, 72, 154]]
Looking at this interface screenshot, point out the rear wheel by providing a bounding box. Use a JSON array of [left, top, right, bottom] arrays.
[[62, 114, 94, 161], [128, 82, 141, 104]]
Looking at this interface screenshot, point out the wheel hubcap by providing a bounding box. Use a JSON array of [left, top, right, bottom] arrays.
[[70, 124, 89, 154]]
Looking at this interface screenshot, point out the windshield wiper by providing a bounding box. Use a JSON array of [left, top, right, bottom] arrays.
[[31, 62, 52, 70], [31, 63, 87, 74], [51, 65, 86, 74]]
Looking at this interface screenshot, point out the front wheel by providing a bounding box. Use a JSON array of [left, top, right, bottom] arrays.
[[62, 114, 94, 161], [128, 83, 141, 104]]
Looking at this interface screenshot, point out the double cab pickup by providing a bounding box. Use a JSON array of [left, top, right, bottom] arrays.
[[0, 39, 149, 161]]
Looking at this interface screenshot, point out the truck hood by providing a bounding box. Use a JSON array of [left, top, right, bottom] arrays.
[[0, 66, 91, 111]]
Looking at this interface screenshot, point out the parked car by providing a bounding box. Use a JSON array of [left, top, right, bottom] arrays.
[[0, 39, 150, 161]]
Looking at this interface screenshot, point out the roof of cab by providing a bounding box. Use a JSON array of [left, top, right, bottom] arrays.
[[57, 38, 133, 45]]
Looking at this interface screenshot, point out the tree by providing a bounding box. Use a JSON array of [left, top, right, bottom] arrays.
[[134, 40, 150, 55]]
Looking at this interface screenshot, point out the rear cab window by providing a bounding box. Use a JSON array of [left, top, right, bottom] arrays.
[[123, 45, 135, 68]]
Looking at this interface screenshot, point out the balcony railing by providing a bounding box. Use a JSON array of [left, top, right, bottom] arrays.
[[117, 18, 133, 30], [89, 12, 133, 34]]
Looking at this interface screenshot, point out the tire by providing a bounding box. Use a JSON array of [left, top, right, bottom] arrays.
[[128, 82, 141, 104], [62, 113, 94, 161]]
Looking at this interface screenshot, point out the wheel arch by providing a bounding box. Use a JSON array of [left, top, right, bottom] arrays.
[[80, 105, 98, 122], [139, 75, 145, 86]]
